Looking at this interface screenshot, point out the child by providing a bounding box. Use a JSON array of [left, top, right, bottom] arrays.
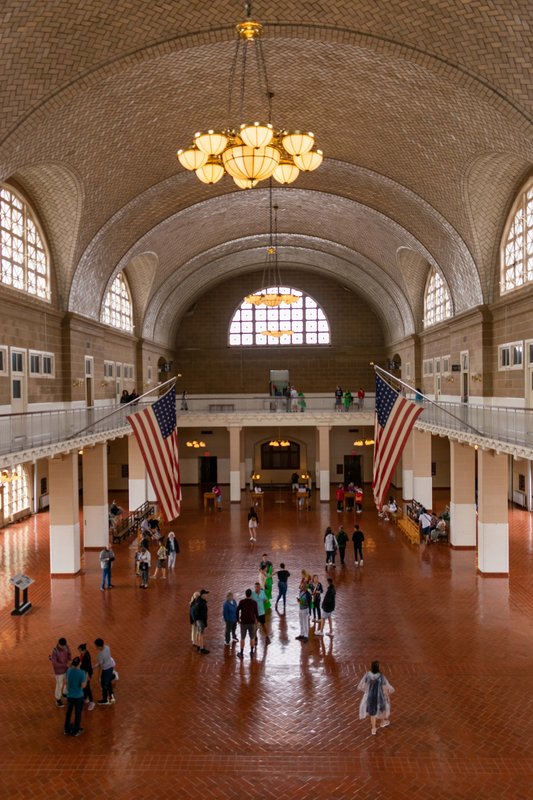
[[357, 660, 395, 735]]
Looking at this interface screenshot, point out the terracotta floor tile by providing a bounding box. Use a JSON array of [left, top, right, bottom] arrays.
[[1, 487, 533, 798]]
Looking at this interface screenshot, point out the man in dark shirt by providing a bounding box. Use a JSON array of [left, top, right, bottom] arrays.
[[352, 524, 365, 566], [275, 563, 291, 613], [194, 589, 210, 654], [236, 589, 258, 659]]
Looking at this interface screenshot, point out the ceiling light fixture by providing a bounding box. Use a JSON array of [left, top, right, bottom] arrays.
[[176, 2, 323, 188]]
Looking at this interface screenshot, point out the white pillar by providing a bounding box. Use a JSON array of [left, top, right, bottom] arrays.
[[128, 434, 147, 509], [317, 426, 330, 502], [228, 426, 242, 502], [83, 443, 109, 548], [450, 441, 476, 548], [477, 449, 509, 575], [412, 429, 432, 509], [402, 433, 414, 500], [49, 452, 80, 575]]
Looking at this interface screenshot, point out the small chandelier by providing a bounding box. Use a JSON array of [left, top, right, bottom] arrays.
[[269, 439, 290, 447], [244, 195, 299, 315], [176, 2, 323, 188], [186, 440, 206, 448]]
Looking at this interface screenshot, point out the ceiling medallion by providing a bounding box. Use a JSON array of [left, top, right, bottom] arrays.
[[176, 2, 323, 188]]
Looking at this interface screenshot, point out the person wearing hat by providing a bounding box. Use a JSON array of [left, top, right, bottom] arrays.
[[194, 589, 210, 654]]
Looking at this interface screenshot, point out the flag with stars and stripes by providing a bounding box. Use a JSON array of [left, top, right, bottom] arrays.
[[372, 374, 423, 510], [127, 387, 181, 521]]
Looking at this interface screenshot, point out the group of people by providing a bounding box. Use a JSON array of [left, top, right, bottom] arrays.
[[334, 385, 365, 411], [336, 482, 364, 512], [119, 389, 139, 404], [270, 384, 306, 412], [295, 571, 336, 642], [135, 527, 180, 587], [50, 636, 116, 737], [324, 524, 365, 567], [408, 500, 448, 543]]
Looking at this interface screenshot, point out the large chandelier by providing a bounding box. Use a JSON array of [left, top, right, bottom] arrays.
[[176, 3, 323, 188], [244, 193, 299, 313]]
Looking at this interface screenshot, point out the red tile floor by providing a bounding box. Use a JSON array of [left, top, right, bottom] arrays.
[[1, 487, 533, 799]]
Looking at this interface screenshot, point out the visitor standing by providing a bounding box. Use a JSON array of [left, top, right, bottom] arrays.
[[296, 583, 312, 642], [166, 531, 180, 569], [63, 657, 87, 737], [223, 592, 238, 645], [78, 643, 95, 711], [352, 524, 365, 566], [236, 589, 259, 659], [336, 484, 345, 513], [138, 546, 151, 588], [251, 582, 271, 645], [357, 660, 395, 735], [248, 507, 259, 542], [275, 563, 290, 613], [337, 526, 348, 565], [324, 527, 338, 567], [152, 540, 168, 579], [99, 544, 115, 590], [334, 385, 343, 411], [317, 577, 336, 637], [94, 638, 116, 705], [310, 574, 323, 625], [357, 387, 365, 409], [194, 589, 210, 654], [50, 637, 71, 707]]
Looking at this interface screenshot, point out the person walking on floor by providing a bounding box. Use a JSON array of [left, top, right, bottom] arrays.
[[50, 637, 72, 707], [357, 660, 395, 736], [236, 589, 258, 659], [337, 525, 348, 565], [99, 544, 115, 590], [94, 638, 116, 705], [324, 527, 338, 567], [223, 592, 238, 645], [248, 507, 259, 542], [138, 546, 151, 588], [166, 532, 179, 569], [275, 563, 290, 613], [310, 574, 323, 626], [152, 540, 168, 579], [352, 524, 365, 566], [193, 589, 210, 654], [189, 591, 201, 649], [251, 582, 271, 645], [78, 643, 95, 712], [296, 582, 312, 642], [64, 656, 87, 737], [317, 577, 336, 637]]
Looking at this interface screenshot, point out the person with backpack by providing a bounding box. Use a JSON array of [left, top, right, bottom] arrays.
[[324, 527, 338, 567], [336, 526, 349, 565], [317, 577, 336, 637], [352, 524, 365, 566]]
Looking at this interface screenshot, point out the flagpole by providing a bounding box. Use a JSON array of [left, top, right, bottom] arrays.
[[67, 377, 177, 440], [372, 364, 482, 436]]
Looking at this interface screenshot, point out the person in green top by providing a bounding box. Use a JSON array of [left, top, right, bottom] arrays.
[[297, 391, 306, 412], [336, 525, 349, 565], [343, 390, 353, 411]]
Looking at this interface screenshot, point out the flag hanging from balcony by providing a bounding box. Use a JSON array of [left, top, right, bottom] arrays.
[[372, 374, 423, 510], [127, 386, 181, 521]]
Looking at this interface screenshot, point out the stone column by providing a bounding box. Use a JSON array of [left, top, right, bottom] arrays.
[[228, 426, 242, 502], [402, 433, 414, 500], [477, 449, 509, 575], [49, 452, 80, 575], [83, 443, 109, 548], [128, 434, 147, 509], [412, 429, 432, 509], [449, 441, 476, 548], [317, 425, 331, 502]]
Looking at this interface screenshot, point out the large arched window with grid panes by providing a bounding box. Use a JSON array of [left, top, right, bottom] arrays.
[[229, 287, 330, 346], [501, 179, 533, 293], [102, 272, 133, 332], [0, 184, 50, 300], [423, 268, 452, 328], [2, 464, 30, 521]]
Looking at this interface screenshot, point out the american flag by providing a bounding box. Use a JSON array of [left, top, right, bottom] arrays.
[[372, 374, 423, 509], [127, 387, 181, 521]]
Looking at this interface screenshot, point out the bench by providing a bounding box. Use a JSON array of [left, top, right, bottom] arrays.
[[112, 501, 155, 544], [398, 514, 420, 545]]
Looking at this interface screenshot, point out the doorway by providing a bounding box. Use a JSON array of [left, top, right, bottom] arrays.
[[460, 350, 469, 403], [84, 355, 94, 407], [434, 357, 441, 400], [199, 456, 217, 486], [344, 455, 362, 486], [526, 340, 533, 408], [10, 348, 27, 412]]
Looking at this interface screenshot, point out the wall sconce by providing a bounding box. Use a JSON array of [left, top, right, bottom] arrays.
[[186, 440, 206, 448], [72, 379, 83, 388], [471, 373, 482, 382], [100, 380, 109, 388], [353, 439, 375, 447], [444, 375, 455, 383]]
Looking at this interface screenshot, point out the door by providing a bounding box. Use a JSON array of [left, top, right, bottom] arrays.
[[526, 340, 533, 408], [460, 350, 469, 403], [434, 357, 441, 400], [344, 455, 362, 486], [115, 362, 123, 402], [84, 356, 94, 407], [10, 348, 27, 412], [199, 456, 217, 486]]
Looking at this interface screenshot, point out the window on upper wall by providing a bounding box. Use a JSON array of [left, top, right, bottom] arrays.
[[501, 180, 533, 293], [102, 272, 133, 332], [499, 341, 523, 370], [228, 287, 330, 346], [423, 268, 452, 328], [0, 184, 50, 301]]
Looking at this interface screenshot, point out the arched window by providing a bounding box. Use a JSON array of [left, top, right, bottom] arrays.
[[229, 287, 330, 346], [102, 273, 133, 332], [423, 268, 452, 328], [501, 179, 533, 293], [0, 184, 50, 300], [2, 464, 30, 520]]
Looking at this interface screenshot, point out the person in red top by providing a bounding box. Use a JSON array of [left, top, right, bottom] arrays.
[[236, 589, 258, 659], [336, 484, 345, 513], [357, 387, 365, 409]]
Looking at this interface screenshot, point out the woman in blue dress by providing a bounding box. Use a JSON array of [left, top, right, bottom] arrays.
[[357, 660, 395, 736]]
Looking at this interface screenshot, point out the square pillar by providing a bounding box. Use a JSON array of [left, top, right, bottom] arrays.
[[450, 441, 476, 548], [83, 443, 109, 548], [413, 429, 432, 509], [128, 434, 147, 509], [402, 433, 414, 501], [228, 426, 242, 502], [317, 425, 330, 502], [478, 450, 509, 575], [49, 452, 80, 575]]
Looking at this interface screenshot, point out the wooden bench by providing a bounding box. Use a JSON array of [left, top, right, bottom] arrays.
[[112, 502, 155, 544]]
